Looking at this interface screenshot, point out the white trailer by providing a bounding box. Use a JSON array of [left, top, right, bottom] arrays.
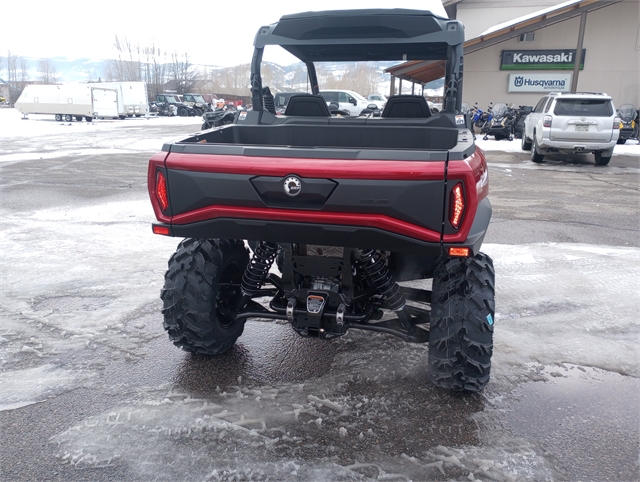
[[88, 81, 149, 117], [15, 84, 119, 121]]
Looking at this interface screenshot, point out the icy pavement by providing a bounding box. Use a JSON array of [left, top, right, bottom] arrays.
[[0, 107, 638, 481], [1, 189, 637, 479]]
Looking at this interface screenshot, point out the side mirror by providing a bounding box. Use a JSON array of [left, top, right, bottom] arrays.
[[349, 97, 357, 106]]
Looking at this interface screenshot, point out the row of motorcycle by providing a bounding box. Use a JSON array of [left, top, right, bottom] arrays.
[[461, 102, 639, 144], [461, 102, 532, 141]]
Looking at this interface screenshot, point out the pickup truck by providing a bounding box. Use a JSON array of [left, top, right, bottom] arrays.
[[148, 9, 495, 391]]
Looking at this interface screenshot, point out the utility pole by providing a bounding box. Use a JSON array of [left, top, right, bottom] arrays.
[[570, 11, 588, 93]]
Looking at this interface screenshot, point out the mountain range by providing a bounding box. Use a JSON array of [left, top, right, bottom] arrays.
[[7, 56, 444, 94]]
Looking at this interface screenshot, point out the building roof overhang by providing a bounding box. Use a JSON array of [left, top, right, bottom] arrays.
[[386, 0, 620, 85]]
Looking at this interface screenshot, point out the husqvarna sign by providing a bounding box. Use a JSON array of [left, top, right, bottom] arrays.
[[508, 73, 572, 93]]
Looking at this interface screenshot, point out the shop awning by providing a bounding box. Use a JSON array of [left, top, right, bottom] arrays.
[[385, 0, 619, 85]]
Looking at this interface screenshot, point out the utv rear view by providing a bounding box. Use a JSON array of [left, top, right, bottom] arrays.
[[148, 9, 495, 391]]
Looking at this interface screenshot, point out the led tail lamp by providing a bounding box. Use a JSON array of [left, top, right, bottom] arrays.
[[156, 171, 169, 211], [449, 183, 465, 230]]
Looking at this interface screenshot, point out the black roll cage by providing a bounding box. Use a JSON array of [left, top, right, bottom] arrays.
[[250, 9, 464, 117]]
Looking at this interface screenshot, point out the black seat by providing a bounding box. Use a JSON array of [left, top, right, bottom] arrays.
[[381, 95, 431, 118], [284, 94, 331, 117]]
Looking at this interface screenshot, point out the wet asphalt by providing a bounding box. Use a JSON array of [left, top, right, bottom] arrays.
[[0, 117, 638, 481]]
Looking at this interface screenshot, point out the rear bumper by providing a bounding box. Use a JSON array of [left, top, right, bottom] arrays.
[[539, 138, 617, 152], [154, 197, 492, 255]]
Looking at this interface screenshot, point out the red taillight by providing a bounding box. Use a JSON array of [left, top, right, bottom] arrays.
[[543, 115, 552, 128], [449, 183, 465, 229], [156, 171, 168, 211]]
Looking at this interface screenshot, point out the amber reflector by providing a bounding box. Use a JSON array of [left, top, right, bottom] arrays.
[[156, 171, 169, 211], [153, 225, 170, 235], [450, 183, 465, 229], [449, 247, 470, 257]]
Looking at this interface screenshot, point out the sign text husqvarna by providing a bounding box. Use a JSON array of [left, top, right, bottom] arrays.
[[508, 73, 572, 92], [501, 49, 586, 70]]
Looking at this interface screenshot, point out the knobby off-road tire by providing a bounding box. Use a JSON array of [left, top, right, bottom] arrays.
[[161, 238, 250, 355], [428, 253, 495, 391]]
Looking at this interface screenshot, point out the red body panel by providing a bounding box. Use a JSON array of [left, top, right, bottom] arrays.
[[149, 147, 487, 245]]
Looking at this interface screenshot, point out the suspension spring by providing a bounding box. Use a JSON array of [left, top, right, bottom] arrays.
[[359, 249, 405, 311], [241, 241, 278, 297]]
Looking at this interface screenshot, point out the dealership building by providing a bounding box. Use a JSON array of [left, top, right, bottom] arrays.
[[388, 0, 639, 109]]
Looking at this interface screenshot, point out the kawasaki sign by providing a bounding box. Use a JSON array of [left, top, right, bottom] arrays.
[[508, 73, 572, 93], [501, 49, 586, 70]]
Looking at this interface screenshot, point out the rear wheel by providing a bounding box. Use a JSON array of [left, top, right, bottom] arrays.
[[531, 136, 544, 163], [428, 253, 495, 392], [594, 151, 611, 166], [178, 107, 188, 117], [161, 238, 250, 355], [84, 116, 93, 122], [64, 114, 73, 122], [55, 114, 62, 121]]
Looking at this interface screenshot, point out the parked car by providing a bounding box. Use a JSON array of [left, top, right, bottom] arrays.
[[367, 94, 387, 109], [521, 92, 620, 165], [319, 89, 370, 116]]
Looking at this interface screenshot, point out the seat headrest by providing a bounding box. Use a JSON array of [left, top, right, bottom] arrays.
[[284, 94, 331, 117], [381, 95, 431, 118]]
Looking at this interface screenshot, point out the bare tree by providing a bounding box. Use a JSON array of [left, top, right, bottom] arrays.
[[37, 59, 58, 84], [142, 42, 168, 100], [107, 35, 142, 81], [19, 57, 29, 82], [5, 51, 24, 102], [6, 51, 18, 85], [169, 51, 198, 94]]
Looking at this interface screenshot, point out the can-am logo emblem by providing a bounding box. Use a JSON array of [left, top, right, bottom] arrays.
[[284, 176, 302, 196]]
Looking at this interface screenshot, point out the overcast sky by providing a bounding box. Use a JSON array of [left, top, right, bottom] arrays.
[[0, 0, 448, 67]]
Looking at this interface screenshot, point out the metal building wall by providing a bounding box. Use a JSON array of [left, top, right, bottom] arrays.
[[461, 1, 640, 109]]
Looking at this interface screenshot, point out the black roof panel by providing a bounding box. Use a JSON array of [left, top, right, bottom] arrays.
[[254, 9, 463, 62]]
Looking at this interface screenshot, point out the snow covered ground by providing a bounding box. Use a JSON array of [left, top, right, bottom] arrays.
[[0, 108, 638, 481]]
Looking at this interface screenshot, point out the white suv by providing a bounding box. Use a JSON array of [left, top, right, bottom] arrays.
[[522, 92, 620, 166], [319, 90, 370, 116]]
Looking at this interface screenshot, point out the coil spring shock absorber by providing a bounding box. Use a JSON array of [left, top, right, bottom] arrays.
[[236, 241, 278, 310], [359, 249, 414, 331]]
